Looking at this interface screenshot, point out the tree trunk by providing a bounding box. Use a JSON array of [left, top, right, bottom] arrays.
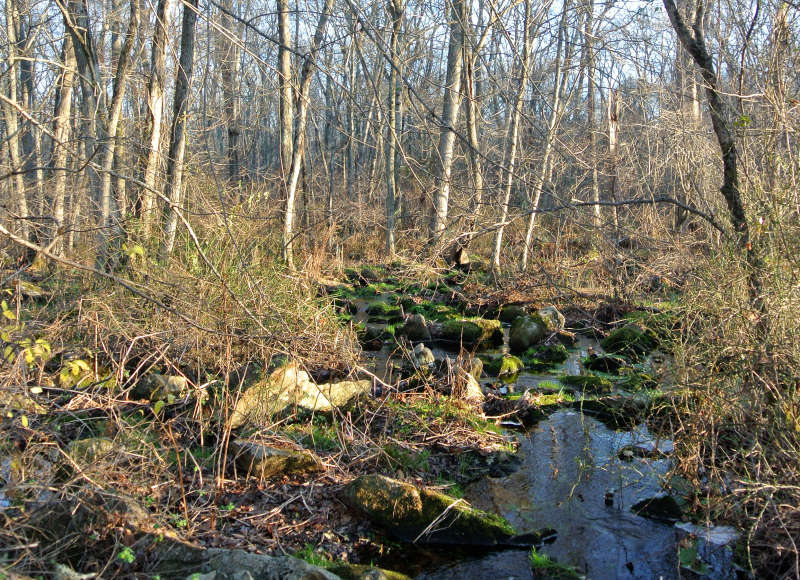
[[430, 0, 466, 241], [584, 0, 600, 228], [662, 0, 760, 305], [141, 0, 171, 233], [51, 33, 77, 256], [607, 88, 619, 232], [521, 0, 571, 270], [95, 0, 139, 270], [281, 0, 335, 269], [2, 0, 29, 241], [160, 0, 198, 260], [219, 0, 241, 185], [385, 0, 404, 255], [491, 0, 534, 271], [277, 0, 294, 182]]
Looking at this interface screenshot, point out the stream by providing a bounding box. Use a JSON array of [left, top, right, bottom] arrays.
[[350, 293, 731, 579]]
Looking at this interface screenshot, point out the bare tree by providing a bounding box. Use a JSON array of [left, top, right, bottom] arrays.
[[521, 0, 572, 270], [431, 0, 466, 240], [491, 0, 535, 271], [281, 0, 335, 268], [141, 0, 172, 233], [663, 0, 760, 304], [160, 0, 198, 260], [385, 0, 405, 254], [3, 0, 30, 241], [277, 0, 293, 182], [51, 32, 77, 256], [95, 0, 140, 269]]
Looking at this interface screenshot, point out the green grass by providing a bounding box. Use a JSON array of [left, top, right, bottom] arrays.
[[294, 543, 331, 568]]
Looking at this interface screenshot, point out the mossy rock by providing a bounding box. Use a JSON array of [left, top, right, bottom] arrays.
[[409, 301, 459, 322], [520, 344, 569, 370], [435, 319, 484, 349], [499, 304, 528, 323], [537, 306, 565, 331], [509, 315, 547, 353], [559, 374, 613, 393], [471, 318, 504, 348], [327, 563, 411, 580], [341, 474, 516, 545], [366, 302, 403, 324], [230, 439, 322, 479], [601, 324, 659, 359], [397, 314, 432, 342], [358, 325, 388, 351], [582, 354, 628, 374]]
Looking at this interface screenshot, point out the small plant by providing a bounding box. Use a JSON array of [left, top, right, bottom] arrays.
[[529, 547, 581, 579], [117, 546, 136, 564]]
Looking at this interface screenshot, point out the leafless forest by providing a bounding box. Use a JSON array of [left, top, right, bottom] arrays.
[[1, 0, 799, 576]]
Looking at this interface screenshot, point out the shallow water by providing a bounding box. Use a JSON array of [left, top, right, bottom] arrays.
[[466, 410, 679, 579]]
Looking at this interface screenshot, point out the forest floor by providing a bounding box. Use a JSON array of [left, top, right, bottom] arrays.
[[0, 251, 796, 578]]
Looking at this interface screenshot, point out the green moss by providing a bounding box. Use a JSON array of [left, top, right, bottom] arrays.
[[383, 444, 431, 472], [499, 304, 527, 323], [470, 318, 505, 348], [529, 548, 581, 579], [482, 354, 524, 377], [327, 563, 411, 580], [520, 344, 569, 370], [601, 324, 659, 359], [616, 369, 658, 392], [366, 301, 403, 323], [409, 301, 459, 322], [439, 319, 483, 346], [583, 354, 628, 373], [342, 474, 517, 544], [559, 374, 613, 393]]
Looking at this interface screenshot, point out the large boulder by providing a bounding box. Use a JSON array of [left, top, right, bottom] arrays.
[[536, 306, 565, 331], [498, 304, 527, 323], [509, 316, 546, 353], [601, 324, 658, 359], [397, 314, 432, 342], [230, 363, 371, 428], [341, 474, 516, 545], [430, 318, 502, 350], [230, 439, 322, 479]]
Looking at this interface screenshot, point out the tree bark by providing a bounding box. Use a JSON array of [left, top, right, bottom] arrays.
[[95, 0, 139, 270], [385, 0, 404, 255], [281, 0, 335, 269], [141, 0, 172, 233], [51, 32, 77, 256], [277, 0, 294, 182], [430, 0, 466, 241], [2, 0, 29, 241], [219, 0, 241, 184], [491, 0, 534, 271], [583, 0, 600, 228], [160, 0, 198, 260], [521, 0, 571, 270]]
